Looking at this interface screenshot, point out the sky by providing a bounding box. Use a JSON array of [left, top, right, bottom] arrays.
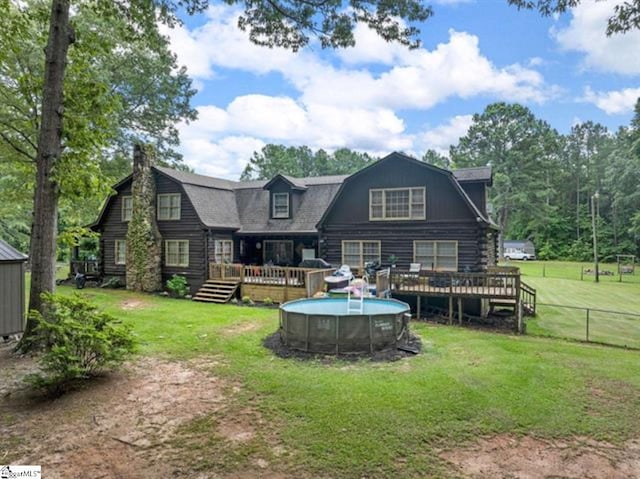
[[162, 0, 640, 179]]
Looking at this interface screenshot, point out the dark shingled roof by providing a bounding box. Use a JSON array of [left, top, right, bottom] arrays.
[[156, 167, 347, 231], [95, 153, 495, 232], [181, 184, 241, 229], [155, 166, 237, 190], [235, 182, 343, 233], [0, 239, 28, 262], [452, 166, 492, 183]]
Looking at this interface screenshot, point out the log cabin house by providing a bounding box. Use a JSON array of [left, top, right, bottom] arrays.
[[90, 151, 534, 324]]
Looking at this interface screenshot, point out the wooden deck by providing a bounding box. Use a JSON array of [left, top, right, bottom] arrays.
[[387, 268, 536, 330], [389, 270, 520, 299], [207, 263, 333, 303]]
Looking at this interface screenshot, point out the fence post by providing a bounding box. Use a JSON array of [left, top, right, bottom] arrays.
[[542, 264, 546, 278], [586, 308, 590, 342], [580, 266, 584, 281]]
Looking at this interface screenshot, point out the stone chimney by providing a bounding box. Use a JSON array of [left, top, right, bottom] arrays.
[[126, 143, 162, 292]]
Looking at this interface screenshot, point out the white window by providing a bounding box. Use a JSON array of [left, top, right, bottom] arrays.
[[165, 240, 189, 267], [157, 193, 181, 220], [115, 239, 126, 265], [263, 240, 293, 265], [214, 239, 233, 263], [121, 196, 133, 222], [369, 187, 425, 220], [272, 192, 289, 218], [342, 240, 381, 269], [414, 241, 458, 271]]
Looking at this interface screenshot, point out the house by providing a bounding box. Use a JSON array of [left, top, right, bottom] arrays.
[[91, 152, 498, 297]]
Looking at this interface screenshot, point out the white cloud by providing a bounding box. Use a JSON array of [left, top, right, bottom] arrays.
[[581, 86, 640, 114], [161, 4, 556, 177], [165, 8, 552, 109], [553, 1, 640, 75], [416, 115, 473, 156]]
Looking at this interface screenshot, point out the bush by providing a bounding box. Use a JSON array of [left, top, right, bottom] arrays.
[[166, 274, 188, 298], [24, 293, 136, 392], [263, 297, 273, 306], [242, 295, 254, 305]]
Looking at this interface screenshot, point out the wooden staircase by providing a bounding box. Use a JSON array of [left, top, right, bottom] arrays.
[[488, 281, 536, 317], [193, 279, 239, 303]]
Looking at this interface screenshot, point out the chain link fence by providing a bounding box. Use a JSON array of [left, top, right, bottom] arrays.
[[528, 303, 640, 349]]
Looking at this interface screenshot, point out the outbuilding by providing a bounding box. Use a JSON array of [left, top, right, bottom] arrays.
[[0, 239, 28, 337]]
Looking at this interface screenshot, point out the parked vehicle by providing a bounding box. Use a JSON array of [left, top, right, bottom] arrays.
[[504, 250, 535, 260]]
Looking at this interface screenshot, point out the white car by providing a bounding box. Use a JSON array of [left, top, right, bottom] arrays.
[[504, 250, 535, 261]]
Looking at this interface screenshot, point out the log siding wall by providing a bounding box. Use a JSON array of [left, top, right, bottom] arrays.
[[319, 157, 494, 271], [98, 172, 207, 294]]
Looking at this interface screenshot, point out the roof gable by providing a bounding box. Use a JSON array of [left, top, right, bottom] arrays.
[[263, 174, 307, 191], [0, 239, 28, 261], [316, 152, 495, 228]]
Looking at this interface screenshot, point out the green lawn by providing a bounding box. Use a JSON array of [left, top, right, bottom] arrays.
[[49, 285, 640, 477], [509, 259, 640, 284], [512, 262, 640, 348]]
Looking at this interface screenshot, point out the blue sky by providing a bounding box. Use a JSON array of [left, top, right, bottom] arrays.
[[163, 0, 640, 179]]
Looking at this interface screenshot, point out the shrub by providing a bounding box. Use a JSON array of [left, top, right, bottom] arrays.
[[242, 296, 254, 305], [263, 297, 273, 306], [166, 274, 188, 298], [24, 293, 136, 392]]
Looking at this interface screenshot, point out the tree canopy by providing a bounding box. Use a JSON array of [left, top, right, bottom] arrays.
[[507, 0, 640, 35], [240, 145, 375, 180]]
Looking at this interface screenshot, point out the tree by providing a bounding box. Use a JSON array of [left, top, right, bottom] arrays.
[[450, 103, 561, 253], [18, 0, 431, 348], [421, 149, 450, 169], [2, 0, 198, 347], [240, 144, 376, 180], [563, 122, 612, 242], [507, 0, 640, 35]]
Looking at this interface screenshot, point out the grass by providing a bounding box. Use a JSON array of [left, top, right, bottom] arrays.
[[50, 283, 640, 478], [510, 259, 640, 284], [511, 261, 640, 348]]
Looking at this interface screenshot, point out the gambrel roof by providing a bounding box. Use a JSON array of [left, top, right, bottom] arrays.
[[93, 152, 494, 232]]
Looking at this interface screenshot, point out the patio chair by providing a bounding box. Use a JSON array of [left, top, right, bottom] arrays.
[[404, 263, 422, 287]]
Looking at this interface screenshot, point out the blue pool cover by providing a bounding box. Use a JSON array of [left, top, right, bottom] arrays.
[[281, 297, 409, 315]]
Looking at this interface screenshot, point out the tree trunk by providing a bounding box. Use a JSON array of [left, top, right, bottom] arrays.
[[20, 0, 74, 349]]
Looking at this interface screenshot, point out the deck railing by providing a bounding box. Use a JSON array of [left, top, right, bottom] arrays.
[[209, 263, 333, 290], [521, 281, 536, 315], [375, 268, 391, 298], [209, 263, 244, 281], [70, 260, 100, 276], [306, 268, 335, 297], [390, 269, 521, 299]]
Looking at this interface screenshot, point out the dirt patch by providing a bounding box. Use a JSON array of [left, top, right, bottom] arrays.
[[263, 330, 422, 362], [0, 355, 283, 478], [441, 434, 640, 479], [0, 340, 40, 397], [221, 321, 262, 336], [120, 298, 150, 310]]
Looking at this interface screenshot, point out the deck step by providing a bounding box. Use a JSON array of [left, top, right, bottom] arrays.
[[193, 296, 227, 303], [193, 279, 240, 304]]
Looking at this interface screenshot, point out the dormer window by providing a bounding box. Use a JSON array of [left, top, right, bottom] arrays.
[[272, 192, 289, 218]]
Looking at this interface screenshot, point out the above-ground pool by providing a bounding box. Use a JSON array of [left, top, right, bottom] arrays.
[[279, 297, 411, 354]]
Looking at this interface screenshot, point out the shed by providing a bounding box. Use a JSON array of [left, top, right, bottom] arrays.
[[0, 239, 28, 336]]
